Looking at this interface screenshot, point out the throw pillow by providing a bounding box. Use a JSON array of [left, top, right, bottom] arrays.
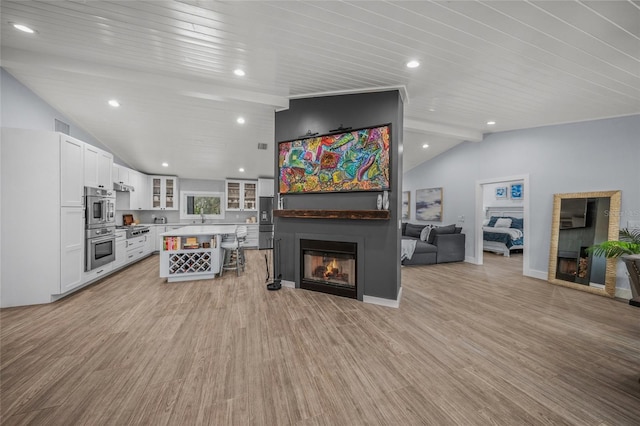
[[495, 218, 512, 228], [454, 226, 462, 234], [405, 223, 424, 239], [482, 218, 490, 226], [420, 225, 433, 241], [509, 217, 524, 231], [487, 216, 500, 227], [401, 222, 408, 236], [427, 224, 456, 244]]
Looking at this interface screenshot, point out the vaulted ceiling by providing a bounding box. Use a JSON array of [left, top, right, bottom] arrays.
[[2, 1, 638, 180]]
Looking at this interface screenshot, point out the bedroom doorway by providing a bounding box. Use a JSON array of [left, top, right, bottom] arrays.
[[475, 174, 530, 277]]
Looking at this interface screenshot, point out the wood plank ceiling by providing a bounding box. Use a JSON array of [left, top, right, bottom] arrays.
[[1, 1, 638, 179]]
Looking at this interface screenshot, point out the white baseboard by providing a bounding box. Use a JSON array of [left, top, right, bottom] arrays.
[[280, 279, 295, 289], [615, 287, 632, 300], [526, 269, 548, 281], [363, 287, 402, 308]]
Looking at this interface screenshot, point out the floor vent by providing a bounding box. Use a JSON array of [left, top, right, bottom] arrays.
[[257, 142, 268, 150]]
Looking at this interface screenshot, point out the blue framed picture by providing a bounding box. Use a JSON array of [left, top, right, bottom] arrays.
[[495, 187, 507, 199], [510, 183, 523, 200]]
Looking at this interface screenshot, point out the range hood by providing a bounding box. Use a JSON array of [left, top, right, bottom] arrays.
[[113, 182, 135, 192]]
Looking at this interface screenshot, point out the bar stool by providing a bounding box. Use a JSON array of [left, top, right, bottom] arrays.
[[221, 226, 248, 276]]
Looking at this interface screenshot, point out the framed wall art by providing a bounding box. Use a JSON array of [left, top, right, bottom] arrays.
[[402, 191, 410, 220], [278, 124, 390, 194], [510, 183, 524, 200], [495, 186, 507, 199], [416, 187, 442, 221]]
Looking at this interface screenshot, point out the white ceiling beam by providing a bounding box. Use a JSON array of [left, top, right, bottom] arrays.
[[0, 47, 289, 110], [291, 85, 409, 105], [404, 118, 484, 142]]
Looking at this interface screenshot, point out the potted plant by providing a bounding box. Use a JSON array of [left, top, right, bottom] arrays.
[[588, 228, 640, 307]]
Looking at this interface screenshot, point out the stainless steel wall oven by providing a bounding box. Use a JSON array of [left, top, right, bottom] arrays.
[[86, 226, 115, 271], [85, 186, 116, 271], [85, 187, 115, 228]]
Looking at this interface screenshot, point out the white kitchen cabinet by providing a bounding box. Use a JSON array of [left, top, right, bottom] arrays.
[[3, 129, 74, 307], [60, 135, 85, 207], [82, 262, 113, 284], [226, 179, 257, 211], [84, 144, 113, 189], [245, 224, 259, 248], [258, 178, 275, 197], [113, 164, 130, 186], [126, 235, 148, 264], [129, 170, 149, 210], [150, 176, 178, 210], [145, 226, 157, 254], [2, 129, 124, 307], [113, 230, 127, 269], [60, 207, 85, 293]]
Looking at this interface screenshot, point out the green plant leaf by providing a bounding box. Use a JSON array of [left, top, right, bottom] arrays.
[[587, 228, 640, 258]]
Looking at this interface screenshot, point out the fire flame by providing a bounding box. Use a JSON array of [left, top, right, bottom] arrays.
[[324, 258, 339, 278], [327, 258, 338, 271]]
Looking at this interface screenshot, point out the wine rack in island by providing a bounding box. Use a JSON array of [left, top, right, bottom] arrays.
[[159, 230, 226, 282]]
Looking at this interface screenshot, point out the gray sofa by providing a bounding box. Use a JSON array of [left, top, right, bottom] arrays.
[[402, 223, 465, 266]]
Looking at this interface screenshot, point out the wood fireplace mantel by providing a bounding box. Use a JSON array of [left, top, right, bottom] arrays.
[[273, 209, 390, 220]]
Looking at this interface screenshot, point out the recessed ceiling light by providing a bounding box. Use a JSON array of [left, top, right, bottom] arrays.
[[13, 23, 34, 34], [487, 121, 496, 125], [233, 69, 245, 77], [422, 144, 429, 149], [428, 108, 436, 112], [406, 60, 420, 68], [162, 162, 169, 167], [238, 168, 245, 173], [108, 99, 120, 107], [237, 117, 245, 124]]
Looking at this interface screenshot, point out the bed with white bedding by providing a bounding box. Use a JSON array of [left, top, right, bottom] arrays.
[[483, 208, 524, 257]]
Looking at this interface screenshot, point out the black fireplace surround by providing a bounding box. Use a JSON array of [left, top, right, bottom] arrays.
[[300, 239, 357, 299]]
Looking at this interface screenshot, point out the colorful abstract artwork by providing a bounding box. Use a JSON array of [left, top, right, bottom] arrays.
[[278, 124, 391, 194]]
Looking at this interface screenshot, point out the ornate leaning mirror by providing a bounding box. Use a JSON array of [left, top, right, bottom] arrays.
[[548, 190, 621, 297]]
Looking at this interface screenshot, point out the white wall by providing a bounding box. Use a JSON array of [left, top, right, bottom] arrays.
[[404, 115, 640, 293], [483, 180, 524, 211], [0, 67, 125, 164]]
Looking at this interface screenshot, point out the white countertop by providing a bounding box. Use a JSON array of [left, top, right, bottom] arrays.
[[142, 222, 257, 227], [159, 225, 237, 237]]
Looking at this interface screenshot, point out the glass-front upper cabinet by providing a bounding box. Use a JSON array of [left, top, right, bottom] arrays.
[[226, 179, 257, 211], [150, 176, 178, 210], [243, 181, 257, 210]]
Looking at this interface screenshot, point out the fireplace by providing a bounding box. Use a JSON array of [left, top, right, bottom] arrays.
[[556, 248, 590, 284], [300, 239, 357, 299]]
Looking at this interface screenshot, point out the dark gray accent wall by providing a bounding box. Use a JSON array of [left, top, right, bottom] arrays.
[[274, 91, 403, 300]]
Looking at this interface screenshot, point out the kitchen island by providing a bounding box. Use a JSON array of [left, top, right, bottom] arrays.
[[159, 225, 237, 282]]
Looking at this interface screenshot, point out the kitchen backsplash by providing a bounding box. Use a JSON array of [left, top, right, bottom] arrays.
[[115, 209, 258, 226]]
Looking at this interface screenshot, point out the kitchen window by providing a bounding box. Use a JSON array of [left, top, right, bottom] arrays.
[[180, 191, 225, 220]]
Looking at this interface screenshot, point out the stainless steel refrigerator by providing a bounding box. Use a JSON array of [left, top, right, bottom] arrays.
[[258, 196, 274, 249]]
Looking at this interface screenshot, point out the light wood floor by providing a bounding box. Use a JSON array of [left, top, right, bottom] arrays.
[[1, 251, 639, 425]]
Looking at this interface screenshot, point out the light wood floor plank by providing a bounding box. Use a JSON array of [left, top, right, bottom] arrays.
[[2, 251, 639, 425]]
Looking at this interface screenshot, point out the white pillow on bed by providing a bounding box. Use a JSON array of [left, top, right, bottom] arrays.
[[482, 218, 490, 226], [494, 218, 512, 228]]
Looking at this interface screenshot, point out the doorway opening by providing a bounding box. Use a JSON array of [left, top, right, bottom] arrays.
[[475, 175, 530, 277]]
